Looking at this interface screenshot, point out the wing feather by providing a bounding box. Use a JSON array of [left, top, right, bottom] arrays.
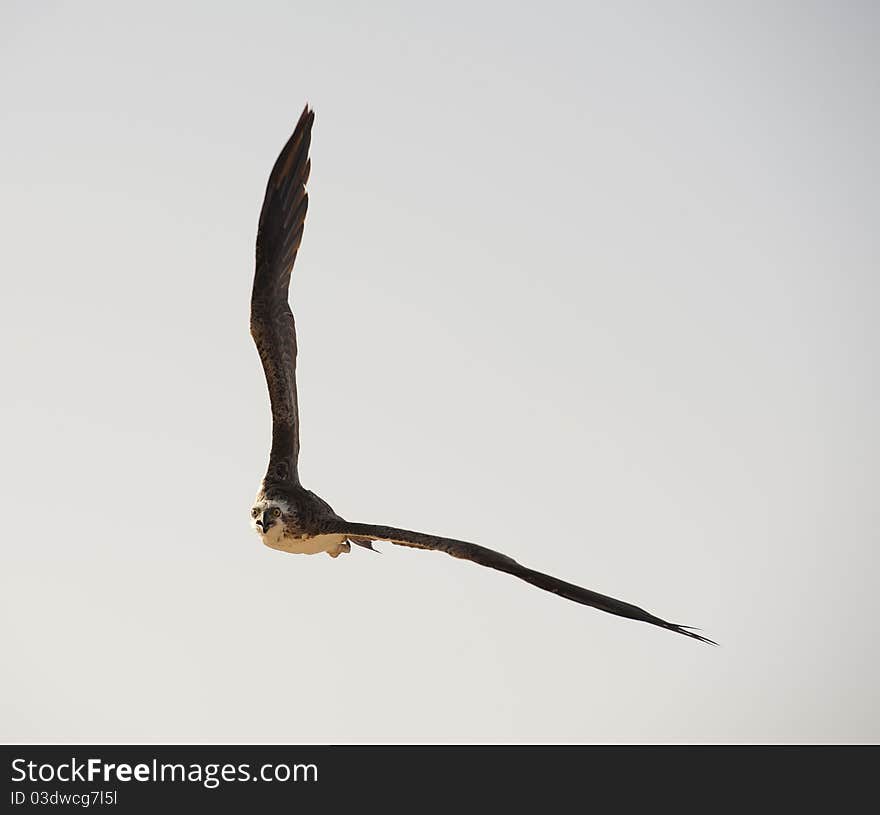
[[324, 520, 715, 644], [251, 105, 314, 485]]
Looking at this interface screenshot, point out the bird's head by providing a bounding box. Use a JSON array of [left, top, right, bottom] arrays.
[[250, 497, 291, 543]]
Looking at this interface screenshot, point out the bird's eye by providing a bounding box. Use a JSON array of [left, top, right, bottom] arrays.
[[251, 507, 260, 518], [272, 507, 281, 518]]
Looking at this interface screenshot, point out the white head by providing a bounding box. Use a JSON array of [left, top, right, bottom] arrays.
[[250, 496, 292, 546]]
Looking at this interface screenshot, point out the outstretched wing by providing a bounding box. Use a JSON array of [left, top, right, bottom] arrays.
[[324, 520, 715, 644], [251, 105, 314, 486]]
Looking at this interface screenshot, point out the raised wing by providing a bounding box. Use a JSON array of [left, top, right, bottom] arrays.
[[251, 105, 314, 486], [324, 520, 715, 644]]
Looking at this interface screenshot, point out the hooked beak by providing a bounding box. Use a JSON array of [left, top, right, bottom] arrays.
[[258, 509, 275, 534]]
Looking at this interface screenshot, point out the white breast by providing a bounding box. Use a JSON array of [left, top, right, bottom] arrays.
[[261, 527, 349, 557]]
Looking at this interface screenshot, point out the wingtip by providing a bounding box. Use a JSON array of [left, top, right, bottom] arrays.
[[671, 624, 718, 646]]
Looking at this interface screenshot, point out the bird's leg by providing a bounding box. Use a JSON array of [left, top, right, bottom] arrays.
[[327, 540, 351, 558]]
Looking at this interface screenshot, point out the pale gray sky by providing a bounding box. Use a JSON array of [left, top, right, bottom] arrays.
[[1, 1, 878, 742]]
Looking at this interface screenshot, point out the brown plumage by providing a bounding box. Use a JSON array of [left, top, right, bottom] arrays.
[[251, 105, 313, 486], [248, 105, 715, 645]]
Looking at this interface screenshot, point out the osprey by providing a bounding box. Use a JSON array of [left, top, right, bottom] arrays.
[[249, 105, 715, 645]]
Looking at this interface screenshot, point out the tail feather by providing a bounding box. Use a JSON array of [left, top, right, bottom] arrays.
[[348, 536, 380, 553]]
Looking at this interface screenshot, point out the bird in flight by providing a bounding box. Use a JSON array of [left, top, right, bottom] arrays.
[[249, 105, 715, 645]]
